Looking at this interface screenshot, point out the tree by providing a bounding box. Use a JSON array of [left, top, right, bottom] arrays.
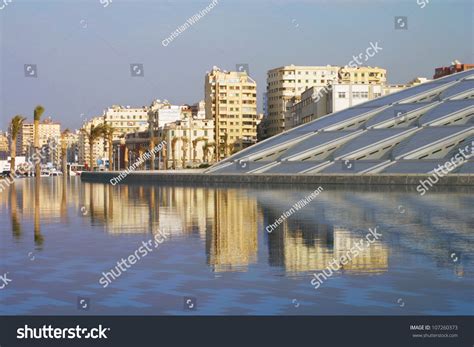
[[81, 124, 103, 171], [33, 106, 45, 177], [100, 124, 116, 171], [9, 115, 26, 176], [61, 129, 70, 175]]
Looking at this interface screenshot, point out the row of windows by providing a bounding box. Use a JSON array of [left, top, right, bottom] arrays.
[[170, 130, 209, 137], [268, 70, 337, 78]]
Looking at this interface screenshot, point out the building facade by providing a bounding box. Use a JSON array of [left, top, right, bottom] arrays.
[[78, 117, 106, 168], [266, 65, 341, 136], [15, 118, 61, 163], [0, 131, 9, 159], [205, 67, 258, 160], [267, 65, 389, 135]]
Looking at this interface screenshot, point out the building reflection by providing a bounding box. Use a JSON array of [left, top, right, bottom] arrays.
[[1, 178, 471, 276]]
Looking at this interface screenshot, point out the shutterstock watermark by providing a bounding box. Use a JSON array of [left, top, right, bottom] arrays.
[[0, 0, 14, 11], [417, 143, 473, 196], [99, 228, 169, 288], [162, 0, 219, 47], [265, 187, 324, 233], [0, 272, 12, 289], [109, 140, 166, 186], [310, 227, 383, 290], [17, 325, 110, 340]]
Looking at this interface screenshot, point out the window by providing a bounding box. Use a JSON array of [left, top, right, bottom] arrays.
[[353, 92, 361, 98], [338, 92, 346, 98], [361, 92, 368, 98]]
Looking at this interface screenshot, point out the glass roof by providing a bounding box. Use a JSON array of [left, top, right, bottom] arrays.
[[382, 160, 453, 174], [418, 100, 474, 125], [210, 161, 275, 174], [296, 106, 382, 132], [319, 160, 390, 174], [365, 102, 433, 128], [261, 161, 328, 174], [332, 128, 417, 158], [439, 80, 474, 99], [392, 126, 473, 159], [278, 130, 361, 160]]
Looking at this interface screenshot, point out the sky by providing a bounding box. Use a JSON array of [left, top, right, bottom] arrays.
[[0, 0, 473, 131]]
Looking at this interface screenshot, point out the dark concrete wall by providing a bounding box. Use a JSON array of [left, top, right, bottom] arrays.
[[81, 171, 474, 186]]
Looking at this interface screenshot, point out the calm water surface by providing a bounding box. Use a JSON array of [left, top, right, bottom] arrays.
[[0, 177, 473, 315]]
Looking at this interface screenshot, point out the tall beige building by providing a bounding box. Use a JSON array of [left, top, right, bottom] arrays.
[[266, 65, 340, 137], [205, 67, 258, 160], [0, 131, 9, 157], [16, 117, 61, 158], [78, 117, 106, 168]]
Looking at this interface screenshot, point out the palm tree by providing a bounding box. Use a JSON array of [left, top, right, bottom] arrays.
[[100, 124, 115, 171], [33, 106, 45, 177], [181, 136, 189, 168], [192, 136, 208, 164], [61, 129, 70, 175], [9, 115, 26, 176], [81, 124, 103, 171]]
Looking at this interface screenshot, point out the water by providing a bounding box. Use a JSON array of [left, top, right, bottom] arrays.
[[0, 177, 473, 315]]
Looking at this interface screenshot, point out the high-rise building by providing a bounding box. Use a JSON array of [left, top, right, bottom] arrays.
[[78, 117, 106, 168], [15, 118, 61, 161], [205, 67, 258, 160], [266, 65, 340, 136], [266, 65, 389, 136]]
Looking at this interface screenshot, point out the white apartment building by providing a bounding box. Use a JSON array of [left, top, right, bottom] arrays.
[[266, 65, 340, 136], [286, 77, 431, 129]]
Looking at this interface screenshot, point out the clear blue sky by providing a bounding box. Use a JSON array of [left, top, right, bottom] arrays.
[[0, 0, 472, 131]]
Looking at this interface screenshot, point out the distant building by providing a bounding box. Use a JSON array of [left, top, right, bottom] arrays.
[[0, 131, 9, 159], [78, 117, 106, 168], [103, 105, 150, 140], [62, 130, 80, 163], [286, 77, 430, 130], [266, 65, 340, 136], [434, 60, 474, 79], [338, 66, 387, 85], [159, 118, 215, 168], [266, 65, 388, 135], [15, 118, 61, 164], [205, 67, 258, 160]]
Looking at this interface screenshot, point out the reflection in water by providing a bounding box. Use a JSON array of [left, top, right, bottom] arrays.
[[34, 176, 44, 247], [10, 182, 21, 240], [1, 177, 473, 315], [3, 178, 471, 277]]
